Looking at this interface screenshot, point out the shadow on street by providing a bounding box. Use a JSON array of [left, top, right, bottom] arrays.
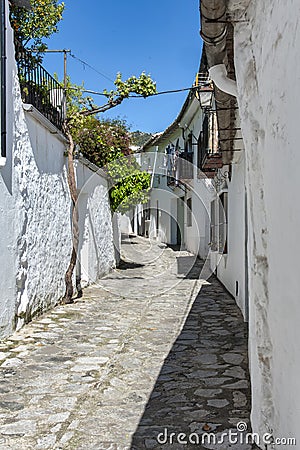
[[130, 275, 252, 449]]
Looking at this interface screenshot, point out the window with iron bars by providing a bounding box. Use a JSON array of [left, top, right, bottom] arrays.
[[210, 192, 228, 254]]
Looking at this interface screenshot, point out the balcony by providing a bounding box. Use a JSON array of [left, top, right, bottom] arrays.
[[199, 146, 223, 177], [198, 113, 222, 178], [15, 42, 65, 131]]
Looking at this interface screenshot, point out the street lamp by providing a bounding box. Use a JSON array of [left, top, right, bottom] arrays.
[[193, 73, 214, 109]]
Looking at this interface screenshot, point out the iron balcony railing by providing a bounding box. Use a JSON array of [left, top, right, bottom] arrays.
[[15, 41, 65, 131]]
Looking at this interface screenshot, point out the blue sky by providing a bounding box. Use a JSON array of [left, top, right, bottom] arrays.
[[43, 0, 202, 133]]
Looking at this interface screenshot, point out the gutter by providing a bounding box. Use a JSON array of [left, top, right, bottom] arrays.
[[200, 0, 228, 67], [200, 0, 239, 165], [200, 0, 237, 98], [0, 0, 6, 167]]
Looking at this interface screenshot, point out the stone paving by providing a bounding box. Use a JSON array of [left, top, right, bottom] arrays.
[[0, 236, 255, 449]]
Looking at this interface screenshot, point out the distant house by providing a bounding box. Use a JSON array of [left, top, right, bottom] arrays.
[[134, 78, 215, 261]]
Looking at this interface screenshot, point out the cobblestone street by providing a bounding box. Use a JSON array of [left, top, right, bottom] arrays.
[[0, 236, 253, 449]]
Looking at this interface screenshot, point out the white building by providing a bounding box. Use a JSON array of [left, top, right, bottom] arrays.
[[135, 87, 215, 263], [201, 0, 300, 446], [0, 0, 117, 337], [132, 0, 300, 444]]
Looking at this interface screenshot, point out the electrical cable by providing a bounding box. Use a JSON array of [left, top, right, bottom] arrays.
[[37, 49, 209, 99], [81, 85, 206, 99], [69, 52, 115, 84], [34, 49, 210, 100]]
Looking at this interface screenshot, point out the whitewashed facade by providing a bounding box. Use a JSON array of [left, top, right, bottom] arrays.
[[138, 93, 213, 261], [209, 151, 248, 319], [200, 0, 300, 445], [232, 0, 300, 444], [0, 0, 117, 337], [135, 0, 300, 442], [76, 157, 116, 287]]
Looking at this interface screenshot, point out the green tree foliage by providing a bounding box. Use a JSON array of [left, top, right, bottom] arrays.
[[62, 73, 155, 301], [102, 72, 157, 107], [10, 0, 64, 53], [65, 79, 153, 213], [72, 116, 131, 167], [70, 113, 151, 213], [107, 155, 151, 213], [130, 130, 153, 148]]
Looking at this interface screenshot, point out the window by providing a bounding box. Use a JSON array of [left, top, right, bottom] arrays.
[[219, 192, 228, 254], [166, 142, 177, 185], [185, 133, 193, 153], [178, 152, 193, 180], [187, 198, 192, 227], [210, 193, 228, 254], [197, 116, 209, 172], [210, 200, 218, 251]]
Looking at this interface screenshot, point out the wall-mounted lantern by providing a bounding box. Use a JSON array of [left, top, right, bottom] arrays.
[[193, 73, 214, 110], [197, 84, 214, 110]]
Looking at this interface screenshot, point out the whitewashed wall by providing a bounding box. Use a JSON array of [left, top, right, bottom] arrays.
[[76, 159, 116, 286], [0, 2, 117, 338], [211, 157, 247, 319], [118, 213, 133, 235], [0, 30, 72, 334], [0, 4, 71, 335], [232, 0, 300, 444], [0, 3, 16, 335], [185, 181, 212, 259], [181, 99, 213, 260], [14, 108, 72, 331], [149, 178, 180, 244]]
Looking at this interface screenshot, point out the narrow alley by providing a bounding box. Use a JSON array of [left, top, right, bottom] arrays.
[[0, 236, 253, 449]]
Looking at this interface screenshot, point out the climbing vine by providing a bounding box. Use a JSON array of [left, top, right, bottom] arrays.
[[12, 1, 156, 303], [62, 75, 155, 302], [66, 78, 152, 213]]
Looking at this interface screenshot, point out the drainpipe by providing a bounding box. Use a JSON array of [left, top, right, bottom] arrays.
[[209, 64, 237, 97], [0, 0, 6, 166]]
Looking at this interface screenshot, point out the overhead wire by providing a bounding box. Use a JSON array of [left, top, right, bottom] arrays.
[[34, 49, 209, 99], [66, 54, 211, 99], [81, 85, 202, 98], [69, 52, 115, 84], [42, 51, 206, 99]]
